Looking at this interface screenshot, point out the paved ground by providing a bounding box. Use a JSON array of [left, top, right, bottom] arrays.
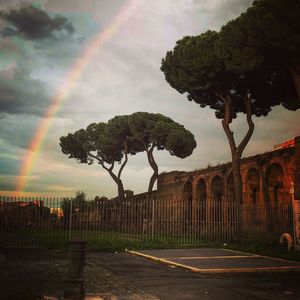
[[0, 248, 157, 300], [1, 248, 300, 299], [128, 248, 300, 273]]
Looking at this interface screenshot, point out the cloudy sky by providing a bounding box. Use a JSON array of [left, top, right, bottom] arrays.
[[0, 0, 299, 199]]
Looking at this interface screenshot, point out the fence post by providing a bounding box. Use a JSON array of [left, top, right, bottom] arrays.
[[69, 200, 73, 241], [64, 240, 86, 299]]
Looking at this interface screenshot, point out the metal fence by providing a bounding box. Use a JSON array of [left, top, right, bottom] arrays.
[[0, 195, 293, 249]]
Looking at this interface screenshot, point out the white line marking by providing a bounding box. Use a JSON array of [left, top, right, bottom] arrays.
[[163, 255, 255, 260], [221, 248, 300, 264], [128, 250, 300, 273]]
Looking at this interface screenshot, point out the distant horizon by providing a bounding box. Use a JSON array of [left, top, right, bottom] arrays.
[[0, 134, 298, 198]]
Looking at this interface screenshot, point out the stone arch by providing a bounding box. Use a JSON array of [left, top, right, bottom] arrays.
[[211, 175, 223, 223], [196, 178, 207, 202], [196, 178, 207, 222], [183, 181, 193, 223], [211, 175, 223, 202], [266, 163, 284, 206], [245, 168, 260, 205], [226, 173, 235, 202]]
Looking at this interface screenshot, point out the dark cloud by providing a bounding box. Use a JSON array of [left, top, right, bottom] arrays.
[[193, 0, 253, 31], [0, 5, 74, 39], [213, 0, 253, 23], [0, 113, 39, 149], [0, 68, 51, 116], [0, 157, 19, 176]]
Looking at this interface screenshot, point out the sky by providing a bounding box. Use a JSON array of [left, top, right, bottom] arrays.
[[0, 0, 299, 199]]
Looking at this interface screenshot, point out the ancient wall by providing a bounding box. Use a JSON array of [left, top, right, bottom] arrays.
[[157, 136, 300, 207]]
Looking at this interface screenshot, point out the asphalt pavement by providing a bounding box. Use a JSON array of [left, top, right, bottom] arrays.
[[1, 248, 300, 299], [96, 250, 300, 299]]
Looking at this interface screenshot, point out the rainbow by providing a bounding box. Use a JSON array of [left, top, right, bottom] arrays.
[[16, 0, 139, 195]]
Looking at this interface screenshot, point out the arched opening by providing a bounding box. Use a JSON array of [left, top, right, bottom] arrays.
[[212, 176, 223, 202], [197, 179, 207, 202], [267, 163, 284, 206], [244, 168, 261, 230], [226, 173, 237, 225], [183, 181, 193, 229], [266, 163, 285, 232], [196, 179, 207, 222], [211, 176, 223, 223], [226, 173, 235, 202], [245, 168, 260, 205]]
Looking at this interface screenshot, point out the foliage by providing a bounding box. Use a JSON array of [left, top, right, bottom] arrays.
[[60, 119, 135, 203], [160, 0, 300, 204], [128, 112, 196, 157], [39, 206, 50, 220], [161, 30, 298, 120], [128, 112, 196, 194], [93, 195, 109, 203], [60, 113, 196, 199], [60, 191, 88, 226], [217, 0, 300, 99]]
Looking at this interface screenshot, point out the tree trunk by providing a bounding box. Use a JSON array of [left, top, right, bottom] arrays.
[[106, 170, 125, 206], [117, 179, 125, 204], [87, 152, 126, 205], [222, 119, 244, 204], [107, 174, 124, 230], [220, 94, 254, 204], [232, 153, 243, 203], [148, 171, 158, 196], [146, 146, 158, 199]]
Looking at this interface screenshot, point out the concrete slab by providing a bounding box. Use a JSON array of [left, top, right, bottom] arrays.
[[89, 252, 300, 299], [137, 248, 256, 258], [128, 248, 300, 273]]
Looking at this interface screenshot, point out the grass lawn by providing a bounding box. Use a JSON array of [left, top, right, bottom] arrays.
[[15, 229, 210, 251], [11, 229, 300, 261]]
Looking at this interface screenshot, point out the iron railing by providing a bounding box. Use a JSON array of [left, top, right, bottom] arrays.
[[0, 195, 293, 249]]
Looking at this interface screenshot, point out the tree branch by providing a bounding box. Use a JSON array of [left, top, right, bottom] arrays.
[[88, 152, 114, 175], [237, 96, 254, 156], [88, 152, 103, 165], [117, 140, 128, 179], [217, 92, 237, 154], [147, 148, 159, 195], [109, 161, 114, 172]]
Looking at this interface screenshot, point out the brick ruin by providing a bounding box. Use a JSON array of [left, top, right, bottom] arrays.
[[156, 136, 300, 206], [138, 136, 300, 242], [2, 137, 300, 247]]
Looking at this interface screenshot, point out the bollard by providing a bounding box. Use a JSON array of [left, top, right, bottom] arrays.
[[64, 239, 86, 300]]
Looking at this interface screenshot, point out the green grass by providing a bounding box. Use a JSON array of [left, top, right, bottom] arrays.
[[13, 229, 300, 261], [15, 229, 210, 252], [87, 236, 180, 252]]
